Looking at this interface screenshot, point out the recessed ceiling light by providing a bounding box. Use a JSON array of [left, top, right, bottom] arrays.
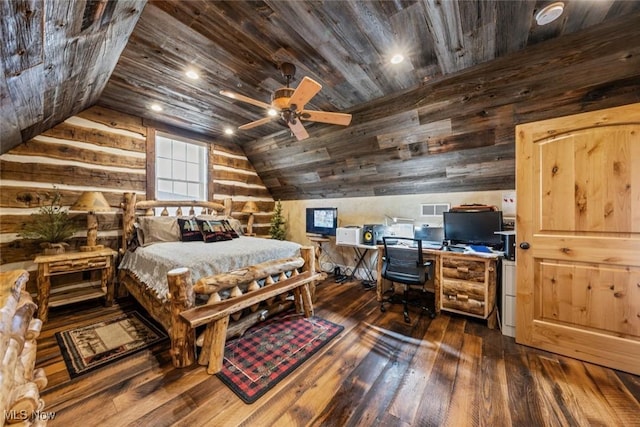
[[185, 70, 199, 80], [224, 128, 234, 135], [150, 104, 162, 112], [535, 2, 564, 26], [268, 108, 278, 117], [390, 54, 404, 65], [220, 90, 236, 99]]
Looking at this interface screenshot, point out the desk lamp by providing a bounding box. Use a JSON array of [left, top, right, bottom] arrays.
[[242, 201, 259, 235], [384, 215, 414, 226], [71, 191, 111, 251], [385, 215, 415, 238]]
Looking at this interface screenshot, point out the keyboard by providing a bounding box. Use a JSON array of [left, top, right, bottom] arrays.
[[423, 242, 443, 250]]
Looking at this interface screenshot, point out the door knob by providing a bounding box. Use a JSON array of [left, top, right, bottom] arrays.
[[519, 242, 530, 250]]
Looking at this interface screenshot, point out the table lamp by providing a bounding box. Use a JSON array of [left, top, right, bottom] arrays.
[[241, 201, 259, 235], [71, 191, 111, 251]]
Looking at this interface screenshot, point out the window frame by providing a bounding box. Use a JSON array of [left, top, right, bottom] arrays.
[[152, 131, 209, 202]]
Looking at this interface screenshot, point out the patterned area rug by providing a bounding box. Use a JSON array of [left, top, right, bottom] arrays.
[[56, 311, 167, 378], [217, 311, 344, 403]]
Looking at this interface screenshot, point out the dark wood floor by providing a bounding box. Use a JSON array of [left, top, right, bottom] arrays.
[[37, 278, 639, 426]]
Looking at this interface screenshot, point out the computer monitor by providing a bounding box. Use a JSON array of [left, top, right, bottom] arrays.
[[414, 226, 444, 244], [305, 207, 338, 236], [443, 210, 503, 248]]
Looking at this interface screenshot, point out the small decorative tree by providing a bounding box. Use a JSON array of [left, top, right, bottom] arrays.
[[269, 200, 287, 240]]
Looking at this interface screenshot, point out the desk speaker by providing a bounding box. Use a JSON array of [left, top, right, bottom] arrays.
[[362, 224, 375, 245]]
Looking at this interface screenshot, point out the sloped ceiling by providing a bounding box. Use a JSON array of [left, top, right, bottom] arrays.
[[99, 0, 640, 142], [0, 0, 145, 153], [2, 1, 640, 200]]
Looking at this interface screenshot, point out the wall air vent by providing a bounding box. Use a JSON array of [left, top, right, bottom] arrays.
[[420, 203, 450, 216]]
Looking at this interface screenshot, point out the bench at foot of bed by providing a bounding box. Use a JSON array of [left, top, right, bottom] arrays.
[[178, 266, 320, 374]]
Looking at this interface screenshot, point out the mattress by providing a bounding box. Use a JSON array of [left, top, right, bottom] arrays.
[[119, 236, 301, 301]]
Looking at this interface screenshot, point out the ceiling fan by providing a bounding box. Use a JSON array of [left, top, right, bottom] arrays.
[[220, 63, 352, 141]]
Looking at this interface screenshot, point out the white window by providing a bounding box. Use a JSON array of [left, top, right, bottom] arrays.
[[156, 134, 207, 201]]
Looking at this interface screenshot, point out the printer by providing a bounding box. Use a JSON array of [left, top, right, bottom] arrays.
[[336, 227, 362, 245]]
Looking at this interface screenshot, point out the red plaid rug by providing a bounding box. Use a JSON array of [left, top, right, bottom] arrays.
[[216, 311, 343, 403]]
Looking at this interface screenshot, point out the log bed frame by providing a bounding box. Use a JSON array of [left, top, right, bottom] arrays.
[[118, 193, 321, 371]]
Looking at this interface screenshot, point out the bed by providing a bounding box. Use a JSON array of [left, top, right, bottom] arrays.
[[117, 193, 319, 368]]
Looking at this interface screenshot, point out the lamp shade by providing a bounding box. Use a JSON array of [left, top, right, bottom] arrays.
[[71, 191, 111, 212], [241, 201, 259, 214]]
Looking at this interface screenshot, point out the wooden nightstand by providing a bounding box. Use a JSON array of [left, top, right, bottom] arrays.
[[34, 248, 117, 322]]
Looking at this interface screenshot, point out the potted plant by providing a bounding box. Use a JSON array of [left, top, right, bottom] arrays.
[[19, 187, 77, 254]]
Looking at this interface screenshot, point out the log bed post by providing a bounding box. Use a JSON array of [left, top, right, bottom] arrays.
[[223, 198, 232, 217], [120, 192, 137, 256], [300, 246, 316, 304], [167, 267, 196, 368]]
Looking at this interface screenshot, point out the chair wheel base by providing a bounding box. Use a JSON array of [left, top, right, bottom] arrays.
[[380, 288, 437, 323]]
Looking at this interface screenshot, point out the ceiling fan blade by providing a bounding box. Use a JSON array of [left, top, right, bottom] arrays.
[[238, 117, 273, 130], [301, 110, 352, 126], [288, 76, 322, 110], [288, 119, 309, 141], [219, 90, 271, 110]]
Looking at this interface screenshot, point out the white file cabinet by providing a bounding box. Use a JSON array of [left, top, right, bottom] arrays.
[[501, 260, 516, 337]]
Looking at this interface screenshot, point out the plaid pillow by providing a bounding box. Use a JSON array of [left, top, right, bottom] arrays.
[[177, 218, 203, 242]]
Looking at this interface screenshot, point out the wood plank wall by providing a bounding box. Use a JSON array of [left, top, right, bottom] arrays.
[[0, 106, 274, 291]]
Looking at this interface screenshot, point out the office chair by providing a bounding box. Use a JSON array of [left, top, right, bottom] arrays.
[[380, 236, 436, 323]]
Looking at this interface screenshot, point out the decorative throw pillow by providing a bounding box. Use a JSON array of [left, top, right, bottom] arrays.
[[137, 216, 181, 246], [197, 215, 244, 236], [177, 217, 203, 242], [196, 219, 232, 242], [221, 219, 239, 238], [226, 218, 244, 236]]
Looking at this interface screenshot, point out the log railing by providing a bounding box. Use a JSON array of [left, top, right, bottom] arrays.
[[0, 270, 48, 426]]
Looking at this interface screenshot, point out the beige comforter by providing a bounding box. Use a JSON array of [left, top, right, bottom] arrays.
[[119, 236, 301, 301]]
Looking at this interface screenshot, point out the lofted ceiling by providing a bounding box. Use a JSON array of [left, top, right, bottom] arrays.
[[99, 0, 640, 143], [2, 1, 640, 200]]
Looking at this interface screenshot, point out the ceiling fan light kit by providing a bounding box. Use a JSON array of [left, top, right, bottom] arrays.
[[272, 87, 295, 110], [220, 62, 352, 141]]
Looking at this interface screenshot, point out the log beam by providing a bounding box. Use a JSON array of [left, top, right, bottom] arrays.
[[167, 267, 195, 368]]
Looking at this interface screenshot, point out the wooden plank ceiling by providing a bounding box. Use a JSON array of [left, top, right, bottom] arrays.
[[98, 0, 640, 142], [0, 0, 145, 152], [2, 1, 640, 200]]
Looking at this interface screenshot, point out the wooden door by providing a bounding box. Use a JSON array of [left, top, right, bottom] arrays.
[[515, 103, 640, 375]]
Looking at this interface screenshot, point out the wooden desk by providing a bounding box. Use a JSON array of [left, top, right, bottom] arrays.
[[34, 248, 117, 322], [376, 246, 499, 328]]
